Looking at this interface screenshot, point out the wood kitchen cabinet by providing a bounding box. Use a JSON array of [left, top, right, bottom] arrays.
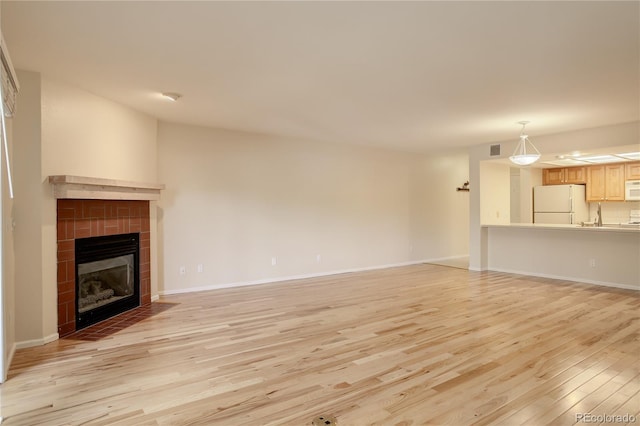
[[586, 164, 625, 201], [564, 167, 587, 184], [543, 168, 565, 185], [543, 166, 586, 185], [626, 161, 640, 180]]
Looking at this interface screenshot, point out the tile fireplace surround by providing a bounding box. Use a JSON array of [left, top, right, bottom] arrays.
[[56, 200, 152, 337]]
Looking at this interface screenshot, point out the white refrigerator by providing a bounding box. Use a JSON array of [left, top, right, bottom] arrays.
[[533, 184, 589, 225]]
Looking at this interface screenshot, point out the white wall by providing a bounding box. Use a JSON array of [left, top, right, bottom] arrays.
[[510, 169, 521, 223], [410, 150, 469, 261], [40, 79, 158, 182], [2, 80, 16, 382], [157, 123, 422, 292], [12, 70, 43, 344], [12, 73, 159, 346], [519, 167, 542, 223], [509, 167, 543, 224], [480, 162, 511, 225]]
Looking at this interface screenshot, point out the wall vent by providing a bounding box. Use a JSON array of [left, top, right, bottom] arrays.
[[490, 144, 501, 156]]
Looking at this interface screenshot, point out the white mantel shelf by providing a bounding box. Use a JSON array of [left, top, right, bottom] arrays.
[[48, 175, 165, 201]]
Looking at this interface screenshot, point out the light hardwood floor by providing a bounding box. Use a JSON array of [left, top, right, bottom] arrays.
[[2, 264, 639, 425]]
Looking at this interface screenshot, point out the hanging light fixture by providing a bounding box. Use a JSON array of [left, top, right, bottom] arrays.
[[509, 121, 541, 166]]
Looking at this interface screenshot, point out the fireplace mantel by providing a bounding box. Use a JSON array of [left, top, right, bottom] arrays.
[[49, 175, 165, 201]]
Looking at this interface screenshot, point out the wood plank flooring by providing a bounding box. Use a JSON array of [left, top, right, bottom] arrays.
[[2, 264, 639, 425]]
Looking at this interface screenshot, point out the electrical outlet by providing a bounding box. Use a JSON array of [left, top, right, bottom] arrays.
[[589, 259, 596, 268], [316, 254, 321, 263], [271, 257, 277, 266], [179, 266, 186, 275], [197, 264, 203, 273]]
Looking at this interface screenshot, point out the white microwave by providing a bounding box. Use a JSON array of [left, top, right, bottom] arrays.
[[626, 180, 640, 201]]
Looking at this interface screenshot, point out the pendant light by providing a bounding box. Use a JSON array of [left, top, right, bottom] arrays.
[[509, 121, 541, 166]]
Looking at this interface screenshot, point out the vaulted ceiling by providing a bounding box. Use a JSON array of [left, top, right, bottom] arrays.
[[2, 1, 638, 152]]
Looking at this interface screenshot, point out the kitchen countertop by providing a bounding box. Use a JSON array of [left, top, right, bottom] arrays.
[[483, 223, 640, 233]]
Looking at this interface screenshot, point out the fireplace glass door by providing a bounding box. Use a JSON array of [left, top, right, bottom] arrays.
[[75, 233, 140, 329], [78, 254, 134, 313]]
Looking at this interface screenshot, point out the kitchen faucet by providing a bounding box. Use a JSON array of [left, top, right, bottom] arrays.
[[595, 202, 603, 227]]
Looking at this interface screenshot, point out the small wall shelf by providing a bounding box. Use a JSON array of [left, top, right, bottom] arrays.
[[456, 181, 470, 192]]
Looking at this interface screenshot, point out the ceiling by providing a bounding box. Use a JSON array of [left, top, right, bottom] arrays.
[[2, 1, 638, 153]]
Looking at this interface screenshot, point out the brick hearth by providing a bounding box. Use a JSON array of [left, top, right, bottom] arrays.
[[56, 200, 151, 337]]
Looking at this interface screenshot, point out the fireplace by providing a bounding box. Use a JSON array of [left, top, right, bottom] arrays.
[[57, 199, 153, 337], [75, 233, 140, 330]]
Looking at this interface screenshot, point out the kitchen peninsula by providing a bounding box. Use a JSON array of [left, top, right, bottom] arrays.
[[484, 223, 640, 290]]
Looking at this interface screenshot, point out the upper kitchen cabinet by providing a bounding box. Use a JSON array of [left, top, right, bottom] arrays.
[[564, 167, 587, 184], [625, 162, 640, 180], [543, 168, 564, 185], [543, 167, 586, 185], [586, 164, 625, 201]]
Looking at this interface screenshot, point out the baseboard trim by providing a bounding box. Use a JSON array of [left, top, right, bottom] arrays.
[[15, 333, 59, 350], [2, 342, 16, 383], [159, 258, 638, 296], [425, 254, 469, 263], [151, 294, 160, 302], [159, 259, 435, 296], [488, 267, 639, 291]]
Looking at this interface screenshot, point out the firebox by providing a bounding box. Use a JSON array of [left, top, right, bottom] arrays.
[[75, 233, 140, 329]]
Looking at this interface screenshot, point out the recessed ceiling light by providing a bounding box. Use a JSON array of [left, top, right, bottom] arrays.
[[161, 92, 181, 101], [556, 152, 588, 160], [616, 152, 640, 160], [576, 154, 626, 164], [544, 159, 590, 166]]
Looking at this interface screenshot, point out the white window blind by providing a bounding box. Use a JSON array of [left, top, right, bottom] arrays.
[[0, 34, 18, 119], [0, 32, 18, 199]]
